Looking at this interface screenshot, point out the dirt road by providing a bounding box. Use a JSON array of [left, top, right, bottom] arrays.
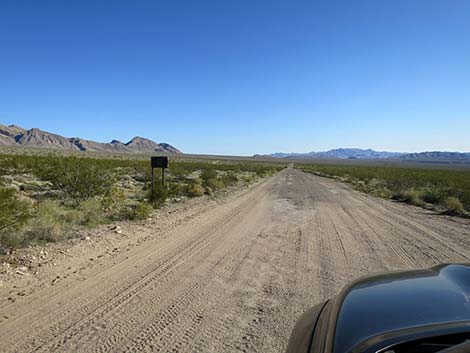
[[1, 168, 470, 352]]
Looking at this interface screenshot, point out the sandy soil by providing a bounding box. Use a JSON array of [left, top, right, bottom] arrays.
[[1, 168, 470, 353]]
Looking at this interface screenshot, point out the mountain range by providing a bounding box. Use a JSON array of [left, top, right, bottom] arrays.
[[267, 148, 404, 159], [0, 124, 181, 154], [260, 148, 470, 163]]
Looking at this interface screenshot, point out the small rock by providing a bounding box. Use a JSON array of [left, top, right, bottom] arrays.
[[111, 225, 123, 234]]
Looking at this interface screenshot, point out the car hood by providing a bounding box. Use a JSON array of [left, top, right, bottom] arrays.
[[333, 264, 470, 353]]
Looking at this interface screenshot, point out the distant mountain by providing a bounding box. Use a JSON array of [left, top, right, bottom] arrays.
[[0, 133, 15, 146], [125, 136, 162, 152], [17, 128, 79, 150], [259, 148, 470, 163], [396, 151, 470, 163], [0, 123, 181, 154], [263, 148, 404, 160], [0, 124, 25, 138]]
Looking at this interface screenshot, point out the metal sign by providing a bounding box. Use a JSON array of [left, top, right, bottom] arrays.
[[151, 156, 169, 169], [151, 156, 169, 191]]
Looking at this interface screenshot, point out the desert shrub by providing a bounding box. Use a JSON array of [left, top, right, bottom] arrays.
[[405, 189, 424, 206], [127, 202, 153, 220], [38, 156, 115, 204], [370, 186, 393, 199], [221, 172, 239, 187], [168, 164, 189, 181], [200, 169, 218, 184], [443, 197, 465, 215], [0, 185, 32, 249], [148, 183, 167, 208], [184, 181, 205, 197], [203, 178, 224, 194], [391, 188, 423, 205], [241, 175, 254, 186], [166, 182, 187, 197], [23, 200, 74, 245], [200, 169, 225, 192], [421, 185, 445, 204], [100, 186, 127, 218], [79, 198, 107, 227]]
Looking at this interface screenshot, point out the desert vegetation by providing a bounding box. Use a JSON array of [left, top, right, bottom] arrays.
[[0, 153, 283, 251], [297, 163, 470, 217]]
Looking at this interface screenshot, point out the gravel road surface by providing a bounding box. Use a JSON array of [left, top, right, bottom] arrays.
[[1, 168, 470, 352]]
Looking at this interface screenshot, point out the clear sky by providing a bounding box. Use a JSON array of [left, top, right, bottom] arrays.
[[1, 0, 470, 155]]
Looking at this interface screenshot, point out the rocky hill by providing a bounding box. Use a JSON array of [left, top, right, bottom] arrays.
[[0, 124, 181, 154]]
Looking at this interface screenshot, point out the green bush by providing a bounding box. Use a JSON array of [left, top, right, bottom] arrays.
[[79, 198, 107, 227], [444, 197, 465, 216], [241, 175, 254, 186], [200, 169, 218, 185], [391, 188, 420, 204], [38, 156, 115, 204], [129, 202, 153, 220], [100, 186, 127, 218], [23, 200, 74, 246], [221, 172, 239, 187], [0, 185, 32, 250], [403, 188, 424, 206], [205, 179, 224, 193], [148, 183, 167, 208], [370, 186, 393, 199], [1, 196, 95, 249], [199, 169, 223, 193], [166, 182, 186, 197], [184, 181, 205, 197], [421, 185, 445, 204]]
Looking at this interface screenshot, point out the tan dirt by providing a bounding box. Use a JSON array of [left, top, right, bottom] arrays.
[[1, 168, 470, 352]]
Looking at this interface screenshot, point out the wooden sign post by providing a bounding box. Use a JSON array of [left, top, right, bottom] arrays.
[[151, 156, 169, 193]]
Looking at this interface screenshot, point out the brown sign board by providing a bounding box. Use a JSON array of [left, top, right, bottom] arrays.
[[151, 156, 169, 169]]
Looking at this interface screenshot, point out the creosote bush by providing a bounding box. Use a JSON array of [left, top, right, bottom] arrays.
[[184, 181, 205, 197], [444, 197, 465, 216], [421, 185, 445, 204], [100, 186, 127, 219], [200, 169, 224, 193], [0, 185, 32, 250], [24, 200, 73, 244], [221, 172, 239, 187], [148, 183, 168, 207], [38, 156, 115, 203], [128, 202, 153, 220]]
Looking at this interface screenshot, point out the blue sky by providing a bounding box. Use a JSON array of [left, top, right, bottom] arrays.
[[1, 0, 470, 155]]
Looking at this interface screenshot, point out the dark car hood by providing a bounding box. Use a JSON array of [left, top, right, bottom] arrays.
[[333, 264, 470, 353]]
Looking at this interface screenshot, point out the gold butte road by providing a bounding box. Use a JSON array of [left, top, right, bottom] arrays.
[[1, 168, 470, 353]]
